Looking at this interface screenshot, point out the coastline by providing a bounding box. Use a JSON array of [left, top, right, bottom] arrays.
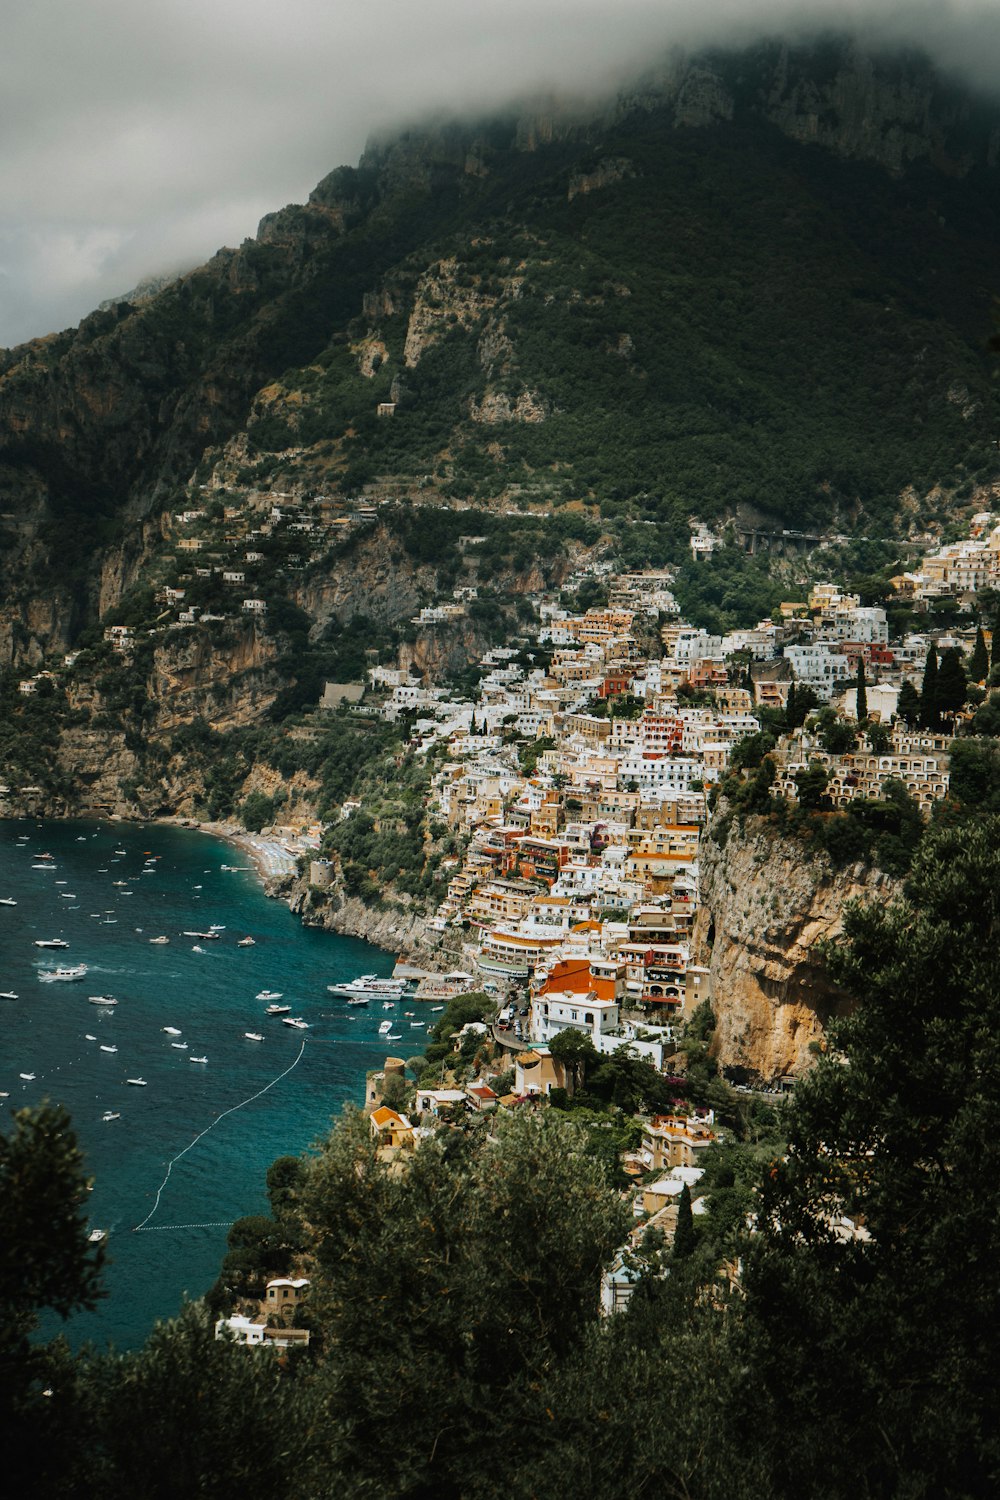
[[153, 815, 301, 883]]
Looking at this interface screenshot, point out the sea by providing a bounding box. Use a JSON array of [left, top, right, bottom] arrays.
[[0, 817, 424, 1351]]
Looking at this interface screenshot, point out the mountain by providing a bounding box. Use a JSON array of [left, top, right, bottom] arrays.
[[1, 36, 999, 659]]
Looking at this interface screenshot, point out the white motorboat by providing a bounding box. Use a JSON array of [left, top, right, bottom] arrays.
[[40, 965, 88, 982], [0, 991, 18, 1000], [89, 996, 117, 1007], [102, 1112, 120, 1122], [189, 1055, 208, 1064], [184, 931, 220, 940], [282, 1017, 309, 1030], [244, 1032, 265, 1042], [409, 1021, 425, 1027], [88, 1228, 107, 1243], [237, 937, 255, 946], [256, 990, 283, 1001], [430, 1006, 445, 1012], [99, 1045, 118, 1054], [85, 1034, 97, 1041], [328, 974, 408, 1000], [378, 1020, 393, 1035], [126, 1077, 147, 1086], [34, 938, 69, 949], [385, 1032, 402, 1041], [162, 1026, 182, 1035], [265, 1003, 292, 1015], [19, 1072, 35, 1080], [171, 1042, 188, 1050], [0, 897, 18, 906], [345, 995, 370, 1007], [148, 936, 170, 944], [191, 945, 204, 953]]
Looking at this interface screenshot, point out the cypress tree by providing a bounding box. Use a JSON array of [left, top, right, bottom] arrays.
[[855, 657, 868, 723], [898, 680, 921, 727], [992, 607, 1000, 673], [920, 645, 940, 729], [785, 680, 797, 729], [673, 1183, 695, 1260], [936, 647, 967, 719], [969, 627, 989, 683]]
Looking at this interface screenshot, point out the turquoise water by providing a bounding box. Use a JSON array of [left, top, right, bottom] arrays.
[[0, 818, 422, 1351]]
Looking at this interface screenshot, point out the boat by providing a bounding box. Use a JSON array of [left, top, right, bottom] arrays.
[[99, 1045, 118, 1054], [378, 1020, 393, 1035], [183, 931, 220, 940], [385, 1032, 402, 1041], [148, 935, 170, 944], [114, 849, 126, 856], [256, 990, 283, 1001], [265, 1003, 292, 1015], [88, 1228, 106, 1243], [345, 995, 370, 1007], [102, 1112, 120, 1122], [162, 1026, 182, 1036], [244, 1032, 265, 1042], [85, 1034, 97, 1041], [430, 1005, 445, 1012], [383, 1001, 395, 1010], [88, 996, 117, 1007], [125, 1077, 147, 1086], [191, 945, 204, 953], [190, 1055, 208, 1064], [0, 991, 18, 1001], [409, 1021, 425, 1027], [237, 936, 255, 946], [171, 1042, 188, 1050], [209, 924, 226, 932], [327, 974, 407, 1000], [282, 1017, 310, 1030], [34, 938, 69, 949], [19, 1072, 35, 1081], [0, 897, 17, 906], [39, 965, 88, 982], [31, 863, 56, 870]]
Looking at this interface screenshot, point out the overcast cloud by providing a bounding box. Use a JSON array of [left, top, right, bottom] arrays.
[[2, 0, 999, 349]]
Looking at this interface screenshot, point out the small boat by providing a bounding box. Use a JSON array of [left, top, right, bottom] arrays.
[[126, 1077, 147, 1086], [103, 919, 118, 925], [114, 849, 126, 856], [0, 991, 18, 1001], [32, 863, 56, 870], [385, 1032, 402, 1041], [430, 1005, 445, 1012], [40, 965, 88, 982], [148, 936, 170, 944], [171, 1042, 188, 1050], [85, 1034, 97, 1041], [378, 1020, 393, 1035], [409, 1021, 425, 1027], [34, 938, 70, 949], [99, 1044, 118, 1054], [162, 1026, 182, 1036], [237, 937, 255, 946], [191, 945, 204, 953], [183, 930, 219, 940], [102, 1112, 120, 1122], [244, 1032, 264, 1042], [19, 1072, 36, 1081], [209, 924, 225, 932], [112, 880, 128, 887], [256, 991, 283, 1001], [88, 1228, 107, 1243], [0, 897, 17, 906], [383, 1001, 395, 1010], [265, 1003, 291, 1015], [189, 1055, 208, 1064], [89, 996, 118, 1007], [282, 1017, 310, 1030], [345, 996, 370, 1007]]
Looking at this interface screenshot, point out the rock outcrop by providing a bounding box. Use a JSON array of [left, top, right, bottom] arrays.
[[693, 814, 898, 1082]]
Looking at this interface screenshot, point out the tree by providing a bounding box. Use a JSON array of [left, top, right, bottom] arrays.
[[673, 1183, 695, 1260], [992, 606, 1000, 673], [897, 678, 921, 727], [969, 626, 989, 683], [935, 646, 967, 720], [786, 681, 818, 730], [919, 643, 940, 729], [854, 656, 868, 723], [735, 816, 1000, 1496], [548, 1027, 599, 1092], [793, 762, 830, 810], [298, 1108, 628, 1497], [819, 717, 856, 755]]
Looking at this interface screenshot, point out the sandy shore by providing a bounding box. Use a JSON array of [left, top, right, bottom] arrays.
[[155, 817, 301, 881]]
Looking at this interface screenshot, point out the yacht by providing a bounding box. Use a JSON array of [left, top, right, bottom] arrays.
[[162, 1026, 182, 1036], [88, 1228, 107, 1243], [265, 1003, 292, 1015], [190, 1055, 208, 1064], [184, 930, 220, 940], [0, 897, 18, 906], [0, 991, 18, 1001], [256, 990, 283, 1001], [244, 1032, 265, 1042], [378, 1020, 393, 1035], [237, 936, 255, 947], [39, 965, 88, 982], [34, 938, 69, 949], [125, 1077, 147, 1086], [327, 974, 407, 1000], [102, 1112, 120, 1122], [282, 1017, 310, 1030]]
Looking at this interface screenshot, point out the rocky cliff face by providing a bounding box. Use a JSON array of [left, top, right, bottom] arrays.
[[693, 814, 897, 1082]]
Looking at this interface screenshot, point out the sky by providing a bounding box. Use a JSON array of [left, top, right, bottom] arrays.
[[2, 0, 999, 350]]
